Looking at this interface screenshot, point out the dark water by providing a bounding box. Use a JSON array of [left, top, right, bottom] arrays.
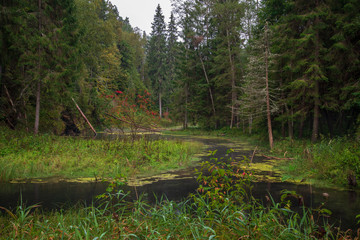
[[0, 134, 359, 231], [1, 178, 359, 230]]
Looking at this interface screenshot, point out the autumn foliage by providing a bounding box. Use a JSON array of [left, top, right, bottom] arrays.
[[105, 90, 159, 133]]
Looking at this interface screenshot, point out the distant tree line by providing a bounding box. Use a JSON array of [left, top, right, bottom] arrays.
[[1, 0, 359, 143], [163, 0, 359, 143]]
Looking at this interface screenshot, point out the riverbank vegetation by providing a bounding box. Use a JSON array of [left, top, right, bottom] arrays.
[[273, 137, 360, 187], [169, 127, 360, 188], [1, 155, 358, 239], [0, 126, 202, 182]]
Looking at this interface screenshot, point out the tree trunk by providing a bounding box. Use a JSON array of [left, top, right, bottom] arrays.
[[299, 113, 305, 138], [198, 51, 216, 116], [311, 14, 320, 143], [312, 81, 320, 142], [34, 0, 42, 135], [227, 29, 237, 129], [325, 110, 333, 137], [265, 22, 274, 149], [34, 81, 41, 134], [159, 90, 162, 118], [248, 115, 252, 134], [184, 83, 188, 129]]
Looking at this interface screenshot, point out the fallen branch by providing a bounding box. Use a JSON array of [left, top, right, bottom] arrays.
[[4, 85, 17, 113], [261, 154, 294, 160], [72, 98, 97, 136]]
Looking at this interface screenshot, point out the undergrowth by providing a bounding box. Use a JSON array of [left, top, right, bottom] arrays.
[[273, 137, 360, 186]]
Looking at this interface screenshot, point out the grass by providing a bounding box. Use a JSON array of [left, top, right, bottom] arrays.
[[271, 137, 360, 187], [0, 126, 203, 182], [0, 156, 358, 239]]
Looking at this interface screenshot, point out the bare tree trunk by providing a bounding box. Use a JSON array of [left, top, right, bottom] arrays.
[[265, 22, 274, 149], [198, 52, 216, 116], [34, 0, 42, 135], [312, 14, 320, 143], [34, 81, 41, 134], [227, 29, 237, 129], [184, 83, 188, 129], [312, 81, 320, 142], [159, 90, 162, 118]]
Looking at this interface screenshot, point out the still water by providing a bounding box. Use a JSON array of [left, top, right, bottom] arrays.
[[0, 134, 359, 231]]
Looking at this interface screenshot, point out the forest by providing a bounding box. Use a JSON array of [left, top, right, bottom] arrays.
[[1, 0, 359, 142]]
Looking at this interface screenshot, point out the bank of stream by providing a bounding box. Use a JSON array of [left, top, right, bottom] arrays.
[[0, 134, 359, 231]]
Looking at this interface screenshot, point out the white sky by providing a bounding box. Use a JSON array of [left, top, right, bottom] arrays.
[[110, 0, 173, 34]]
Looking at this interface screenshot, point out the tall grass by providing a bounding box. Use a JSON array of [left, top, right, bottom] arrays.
[[0, 127, 203, 182], [273, 137, 360, 186]]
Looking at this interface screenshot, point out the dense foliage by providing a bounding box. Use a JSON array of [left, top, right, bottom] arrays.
[[0, 0, 147, 133], [1, 0, 359, 140]]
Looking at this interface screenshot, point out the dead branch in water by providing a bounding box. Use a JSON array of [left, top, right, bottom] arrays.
[[261, 154, 294, 160], [250, 146, 258, 163]]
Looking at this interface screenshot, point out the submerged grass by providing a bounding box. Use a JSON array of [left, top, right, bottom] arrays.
[[0, 127, 203, 182]]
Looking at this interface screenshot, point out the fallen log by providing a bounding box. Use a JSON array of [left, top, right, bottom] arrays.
[[72, 98, 97, 136]]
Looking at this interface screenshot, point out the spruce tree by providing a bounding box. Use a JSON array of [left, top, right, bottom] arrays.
[[210, 0, 245, 128], [147, 4, 167, 117], [165, 12, 178, 113]]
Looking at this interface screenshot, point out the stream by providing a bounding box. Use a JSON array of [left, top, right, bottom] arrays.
[[0, 134, 359, 231]]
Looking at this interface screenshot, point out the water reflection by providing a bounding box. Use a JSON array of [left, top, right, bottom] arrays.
[[1, 179, 359, 230]]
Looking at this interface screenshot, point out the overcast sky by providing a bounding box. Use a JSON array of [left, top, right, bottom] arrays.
[[111, 0, 173, 34]]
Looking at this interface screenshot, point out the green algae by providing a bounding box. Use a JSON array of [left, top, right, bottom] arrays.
[[9, 173, 194, 187]]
